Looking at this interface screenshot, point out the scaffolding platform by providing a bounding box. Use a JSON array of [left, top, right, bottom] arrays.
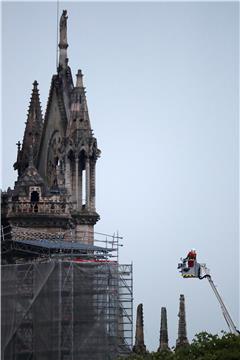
[[1, 229, 133, 359]]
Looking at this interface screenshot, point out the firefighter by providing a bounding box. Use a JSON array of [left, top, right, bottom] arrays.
[[186, 248, 196, 268]]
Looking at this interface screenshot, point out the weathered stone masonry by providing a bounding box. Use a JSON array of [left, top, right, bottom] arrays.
[[2, 10, 100, 245]]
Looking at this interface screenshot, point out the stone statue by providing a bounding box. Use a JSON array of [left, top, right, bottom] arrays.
[[59, 10, 68, 46]]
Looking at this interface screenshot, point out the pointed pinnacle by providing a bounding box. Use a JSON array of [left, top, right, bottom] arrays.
[[76, 69, 83, 88], [158, 307, 170, 352], [26, 80, 43, 120], [176, 294, 189, 348], [133, 303, 147, 354]]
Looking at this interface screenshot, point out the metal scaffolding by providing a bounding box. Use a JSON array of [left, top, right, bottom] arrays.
[[1, 229, 133, 360]]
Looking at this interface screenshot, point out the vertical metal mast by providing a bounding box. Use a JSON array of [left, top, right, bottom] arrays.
[[56, 0, 59, 71]]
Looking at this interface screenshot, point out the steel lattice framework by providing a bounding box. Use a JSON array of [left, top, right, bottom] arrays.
[[1, 229, 133, 360]]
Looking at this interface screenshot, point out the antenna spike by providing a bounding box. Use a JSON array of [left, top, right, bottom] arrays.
[[56, 0, 60, 71]]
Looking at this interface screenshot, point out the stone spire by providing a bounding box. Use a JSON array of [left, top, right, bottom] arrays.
[[59, 10, 68, 68], [67, 70, 92, 138], [158, 307, 170, 352], [176, 294, 189, 348], [133, 304, 147, 354], [14, 81, 43, 177], [65, 69, 100, 209], [63, 69, 100, 244]]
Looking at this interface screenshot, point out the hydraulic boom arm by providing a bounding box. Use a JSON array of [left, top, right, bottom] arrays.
[[199, 264, 239, 336], [178, 257, 239, 335]]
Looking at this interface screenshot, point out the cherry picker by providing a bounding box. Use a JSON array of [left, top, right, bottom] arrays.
[[178, 252, 239, 336]]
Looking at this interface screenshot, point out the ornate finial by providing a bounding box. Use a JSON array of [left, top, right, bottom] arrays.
[[133, 304, 147, 354], [33, 80, 38, 89], [158, 307, 170, 352], [59, 10, 68, 68], [76, 69, 83, 88], [176, 294, 189, 349]]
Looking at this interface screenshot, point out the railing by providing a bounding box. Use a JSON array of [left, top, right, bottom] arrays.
[[6, 201, 71, 216]]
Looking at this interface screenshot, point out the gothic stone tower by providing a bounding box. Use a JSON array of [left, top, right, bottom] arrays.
[[2, 10, 100, 244]]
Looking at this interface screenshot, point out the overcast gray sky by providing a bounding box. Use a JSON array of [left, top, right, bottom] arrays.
[[1, 0, 239, 351]]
